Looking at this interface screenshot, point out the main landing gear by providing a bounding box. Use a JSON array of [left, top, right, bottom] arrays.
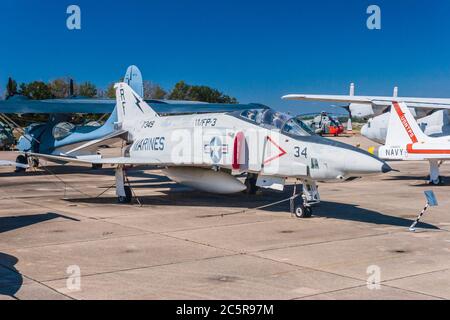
[[115, 165, 132, 204], [244, 173, 259, 195], [291, 180, 320, 219], [428, 160, 444, 185], [15, 155, 27, 172], [14, 154, 38, 172]]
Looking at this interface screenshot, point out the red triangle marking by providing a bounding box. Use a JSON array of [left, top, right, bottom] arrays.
[[263, 136, 287, 164]]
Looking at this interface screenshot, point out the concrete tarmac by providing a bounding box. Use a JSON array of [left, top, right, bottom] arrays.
[[0, 135, 449, 300]]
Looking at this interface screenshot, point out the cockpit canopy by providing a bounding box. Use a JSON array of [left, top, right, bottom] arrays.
[[52, 122, 75, 140], [239, 109, 314, 137]]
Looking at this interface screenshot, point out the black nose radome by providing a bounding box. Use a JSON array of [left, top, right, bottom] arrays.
[[382, 163, 392, 173]]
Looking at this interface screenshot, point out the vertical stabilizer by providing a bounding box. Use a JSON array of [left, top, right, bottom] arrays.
[[124, 65, 144, 97], [115, 83, 157, 131], [385, 102, 429, 146]]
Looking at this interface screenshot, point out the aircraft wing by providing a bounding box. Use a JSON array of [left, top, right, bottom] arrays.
[[0, 97, 266, 115], [63, 130, 128, 156], [282, 94, 450, 109], [0, 96, 116, 114], [24, 152, 166, 166]]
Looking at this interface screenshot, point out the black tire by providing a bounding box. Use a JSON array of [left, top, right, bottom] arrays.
[[244, 174, 259, 195], [15, 155, 27, 173], [294, 204, 312, 218], [91, 163, 103, 170], [31, 158, 39, 168], [118, 185, 132, 204], [429, 176, 444, 185]]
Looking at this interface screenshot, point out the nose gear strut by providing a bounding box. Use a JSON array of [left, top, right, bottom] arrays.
[[290, 180, 320, 218]]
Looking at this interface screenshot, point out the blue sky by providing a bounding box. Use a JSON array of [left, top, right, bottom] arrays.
[[1, 0, 449, 114]]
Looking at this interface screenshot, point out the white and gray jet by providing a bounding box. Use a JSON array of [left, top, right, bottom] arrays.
[[26, 83, 391, 218]]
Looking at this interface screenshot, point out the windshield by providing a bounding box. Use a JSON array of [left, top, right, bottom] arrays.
[[52, 122, 75, 140], [282, 118, 315, 137], [240, 109, 290, 130], [239, 109, 314, 136]]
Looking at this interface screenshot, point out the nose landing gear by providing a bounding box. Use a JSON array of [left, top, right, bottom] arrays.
[[293, 203, 312, 218], [428, 160, 445, 185], [291, 180, 320, 219]]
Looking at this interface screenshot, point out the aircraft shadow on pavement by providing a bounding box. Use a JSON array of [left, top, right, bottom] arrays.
[[314, 201, 438, 230], [384, 175, 448, 186], [0, 252, 22, 300], [65, 186, 439, 230], [0, 212, 79, 234]]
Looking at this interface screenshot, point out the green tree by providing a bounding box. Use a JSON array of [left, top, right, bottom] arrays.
[[6, 77, 18, 97], [168, 81, 190, 100], [168, 81, 237, 103], [78, 81, 97, 97], [143, 80, 167, 99], [104, 78, 124, 99], [19, 81, 52, 100], [105, 82, 116, 99], [49, 77, 73, 98]]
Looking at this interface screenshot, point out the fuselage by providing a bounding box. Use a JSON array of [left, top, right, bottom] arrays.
[[125, 108, 389, 181]]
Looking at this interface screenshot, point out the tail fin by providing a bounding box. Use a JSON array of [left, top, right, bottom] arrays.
[[115, 82, 158, 129], [385, 102, 429, 146], [124, 65, 144, 97]]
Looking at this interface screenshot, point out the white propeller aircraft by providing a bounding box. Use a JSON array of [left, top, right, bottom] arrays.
[[24, 83, 391, 218], [283, 84, 450, 139], [378, 102, 450, 185]]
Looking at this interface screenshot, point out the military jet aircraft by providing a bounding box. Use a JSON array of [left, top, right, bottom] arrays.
[[25, 83, 391, 218], [376, 102, 450, 185]]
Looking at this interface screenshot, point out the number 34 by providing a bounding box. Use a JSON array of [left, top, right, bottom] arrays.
[[294, 146, 307, 158]]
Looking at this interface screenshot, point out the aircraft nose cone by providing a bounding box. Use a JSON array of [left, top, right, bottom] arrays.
[[360, 123, 369, 138], [382, 163, 392, 173], [343, 150, 390, 176]]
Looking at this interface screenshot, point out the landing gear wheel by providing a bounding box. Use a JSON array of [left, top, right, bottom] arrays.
[[244, 175, 259, 195], [31, 158, 39, 168], [91, 163, 103, 170], [118, 185, 132, 204], [15, 155, 27, 173], [294, 204, 312, 218], [429, 176, 444, 185]]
